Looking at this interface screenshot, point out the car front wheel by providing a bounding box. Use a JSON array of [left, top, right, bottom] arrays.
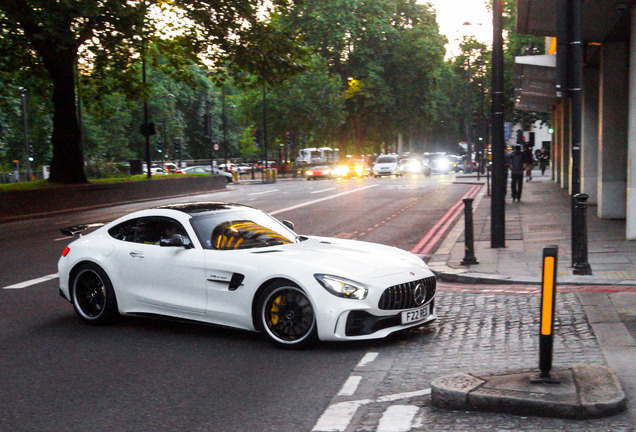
[[71, 263, 119, 325], [257, 281, 318, 349]]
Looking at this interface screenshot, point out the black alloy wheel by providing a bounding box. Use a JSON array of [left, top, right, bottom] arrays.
[[71, 263, 119, 325], [258, 282, 318, 349]]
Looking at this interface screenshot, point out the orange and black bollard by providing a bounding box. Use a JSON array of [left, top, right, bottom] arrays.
[[531, 246, 560, 384]]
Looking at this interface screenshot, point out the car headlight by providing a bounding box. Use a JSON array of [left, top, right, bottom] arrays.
[[315, 274, 368, 299]]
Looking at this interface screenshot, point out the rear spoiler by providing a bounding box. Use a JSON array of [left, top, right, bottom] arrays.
[[59, 224, 88, 239]]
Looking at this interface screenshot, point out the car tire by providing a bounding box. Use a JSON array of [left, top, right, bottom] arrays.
[[70, 262, 119, 325], [256, 281, 318, 349]]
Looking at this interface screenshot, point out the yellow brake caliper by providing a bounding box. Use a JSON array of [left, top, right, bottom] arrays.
[[270, 295, 282, 325]]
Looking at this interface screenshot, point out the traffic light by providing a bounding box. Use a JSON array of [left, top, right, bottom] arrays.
[[516, 129, 524, 144], [28, 145, 34, 162], [253, 129, 261, 147], [140, 122, 156, 137], [285, 132, 291, 147], [157, 140, 163, 154], [174, 138, 181, 155]]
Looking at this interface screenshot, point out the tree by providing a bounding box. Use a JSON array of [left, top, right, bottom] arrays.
[[285, 0, 446, 154], [0, 0, 308, 183]]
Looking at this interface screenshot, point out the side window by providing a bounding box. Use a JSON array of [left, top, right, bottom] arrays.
[[108, 217, 190, 246], [108, 219, 138, 242], [135, 217, 190, 245]]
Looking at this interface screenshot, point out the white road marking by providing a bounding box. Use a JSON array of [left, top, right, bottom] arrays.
[[311, 187, 337, 194], [312, 399, 372, 432], [338, 375, 362, 396], [357, 352, 379, 367], [377, 405, 420, 432], [376, 388, 431, 403], [312, 389, 431, 432], [248, 189, 279, 196], [270, 185, 378, 215], [4, 273, 59, 290]]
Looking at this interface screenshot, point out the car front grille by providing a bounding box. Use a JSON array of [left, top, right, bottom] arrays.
[[378, 276, 436, 310]]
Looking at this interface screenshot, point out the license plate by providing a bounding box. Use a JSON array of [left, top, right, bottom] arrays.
[[401, 305, 429, 324]]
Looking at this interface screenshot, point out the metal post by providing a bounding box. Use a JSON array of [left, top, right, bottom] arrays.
[[142, 40, 151, 179], [262, 85, 268, 182], [572, 193, 592, 275], [531, 246, 560, 384], [222, 85, 228, 169], [461, 197, 479, 265], [491, 0, 506, 248], [19, 87, 31, 181]]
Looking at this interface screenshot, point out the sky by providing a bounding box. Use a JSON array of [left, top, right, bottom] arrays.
[[419, 0, 493, 57]]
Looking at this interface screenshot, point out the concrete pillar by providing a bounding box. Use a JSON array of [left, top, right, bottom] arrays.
[[627, 8, 636, 238], [582, 66, 599, 204], [598, 42, 628, 219]]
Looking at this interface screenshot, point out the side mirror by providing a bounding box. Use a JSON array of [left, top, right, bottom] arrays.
[[282, 220, 295, 231], [160, 234, 185, 247]]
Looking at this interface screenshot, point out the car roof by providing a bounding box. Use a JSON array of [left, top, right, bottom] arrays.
[[154, 202, 253, 215]]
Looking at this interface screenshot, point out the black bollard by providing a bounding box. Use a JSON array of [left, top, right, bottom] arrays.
[[461, 197, 479, 265], [572, 193, 592, 275]]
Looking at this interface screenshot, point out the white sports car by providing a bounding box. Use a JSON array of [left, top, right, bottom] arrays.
[[58, 203, 437, 349]]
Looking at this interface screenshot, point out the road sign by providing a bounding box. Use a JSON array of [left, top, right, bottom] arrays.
[[504, 122, 512, 140]]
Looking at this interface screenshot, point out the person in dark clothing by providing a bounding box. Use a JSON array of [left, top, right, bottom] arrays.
[[538, 150, 549, 175], [509, 146, 525, 202], [523, 145, 534, 181]]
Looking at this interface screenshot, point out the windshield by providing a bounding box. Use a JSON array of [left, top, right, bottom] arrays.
[[376, 156, 397, 164], [190, 209, 298, 250]]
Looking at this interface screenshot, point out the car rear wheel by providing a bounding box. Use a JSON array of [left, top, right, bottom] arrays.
[[71, 263, 119, 325], [257, 281, 318, 349]]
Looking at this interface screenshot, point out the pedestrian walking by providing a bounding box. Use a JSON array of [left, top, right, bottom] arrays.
[[523, 145, 534, 182], [538, 150, 549, 176], [509, 145, 524, 202]]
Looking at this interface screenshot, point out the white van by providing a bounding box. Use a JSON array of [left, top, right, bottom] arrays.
[[373, 155, 403, 177]]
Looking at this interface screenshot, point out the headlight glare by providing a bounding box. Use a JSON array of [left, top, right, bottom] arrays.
[[315, 274, 368, 299]]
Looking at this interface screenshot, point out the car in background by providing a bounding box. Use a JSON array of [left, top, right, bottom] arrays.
[[424, 152, 452, 174], [177, 165, 233, 183], [306, 165, 332, 180], [163, 162, 179, 173], [449, 155, 464, 173], [373, 154, 403, 177], [57, 202, 437, 349], [332, 158, 369, 178], [400, 158, 430, 176]]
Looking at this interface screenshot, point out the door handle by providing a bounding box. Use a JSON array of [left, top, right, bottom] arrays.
[[129, 251, 144, 258]]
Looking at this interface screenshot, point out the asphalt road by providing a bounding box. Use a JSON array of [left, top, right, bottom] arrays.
[[0, 175, 472, 432]]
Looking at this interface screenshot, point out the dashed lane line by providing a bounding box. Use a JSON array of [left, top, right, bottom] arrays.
[[4, 273, 59, 290]]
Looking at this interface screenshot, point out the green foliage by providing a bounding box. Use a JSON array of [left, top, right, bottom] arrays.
[[0, 0, 548, 177]]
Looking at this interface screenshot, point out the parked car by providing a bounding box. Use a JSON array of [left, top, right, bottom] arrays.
[[57, 203, 437, 349], [177, 165, 233, 183], [163, 162, 179, 173], [373, 155, 403, 177]]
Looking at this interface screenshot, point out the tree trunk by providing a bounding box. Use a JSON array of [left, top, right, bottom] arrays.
[[45, 50, 87, 184]]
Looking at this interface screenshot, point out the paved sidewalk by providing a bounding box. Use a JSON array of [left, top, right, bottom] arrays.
[[429, 169, 636, 285], [425, 168, 636, 425]]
